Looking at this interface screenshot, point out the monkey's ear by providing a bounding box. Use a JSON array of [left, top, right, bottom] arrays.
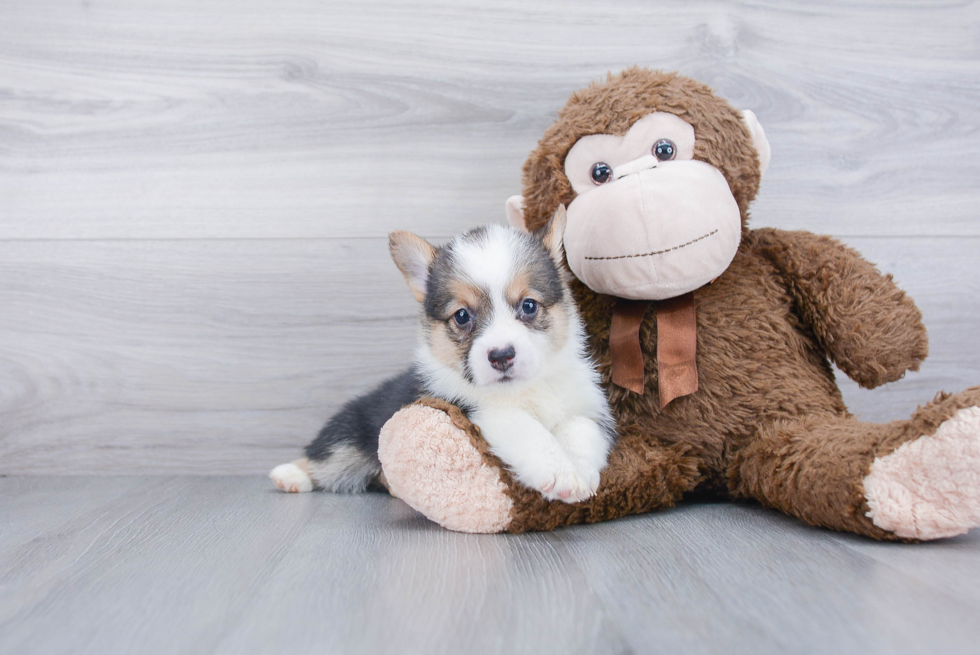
[[539, 204, 567, 264], [741, 110, 771, 177], [505, 195, 528, 232], [389, 231, 436, 303]]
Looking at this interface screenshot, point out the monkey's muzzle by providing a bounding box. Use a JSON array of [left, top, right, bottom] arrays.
[[564, 160, 742, 300]]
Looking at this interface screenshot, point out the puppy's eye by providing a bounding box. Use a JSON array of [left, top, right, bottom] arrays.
[[653, 138, 676, 162], [452, 308, 471, 327], [590, 162, 613, 185], [521, 299, 538, 317]]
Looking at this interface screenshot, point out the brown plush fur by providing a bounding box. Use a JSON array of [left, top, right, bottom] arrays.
[[415, 69, 974, 539]]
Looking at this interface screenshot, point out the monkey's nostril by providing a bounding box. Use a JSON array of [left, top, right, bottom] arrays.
[[614, 154, 659, 180], [488, 346, 516, 371], [615, 164, 656, 180]]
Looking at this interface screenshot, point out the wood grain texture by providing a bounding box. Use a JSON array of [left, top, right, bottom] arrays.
[[0, 477, 978, 655], [0, 0, 979, 474], [0, 239, 418, 474], [0, 236, 977, 475], [1, 0, 979, 239]]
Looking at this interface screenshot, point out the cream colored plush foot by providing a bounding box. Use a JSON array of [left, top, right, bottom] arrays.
[[864, 406, 980, 540], [270, 459, 313, 493], [378, 405, 513, 533]]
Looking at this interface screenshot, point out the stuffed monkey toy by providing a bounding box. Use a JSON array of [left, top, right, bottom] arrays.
[[378, 68, 980, 540]]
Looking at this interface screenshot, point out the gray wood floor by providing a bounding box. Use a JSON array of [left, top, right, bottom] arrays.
[[1, 476, 979, 655]]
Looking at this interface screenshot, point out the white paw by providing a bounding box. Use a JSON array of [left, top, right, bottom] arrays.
[[270, 463, 313, 493], [574, 463, 602, 495], [538, 468, 596, 504], [864, 406, 980, 540], [554, 417, 611, 490]]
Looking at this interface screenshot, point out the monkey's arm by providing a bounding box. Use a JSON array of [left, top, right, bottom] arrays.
[[751, 228, 928, 389]]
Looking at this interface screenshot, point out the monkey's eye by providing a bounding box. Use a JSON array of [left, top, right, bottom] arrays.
[[521, 298, 538, 317], [452, 308, 471, 327], [653, 138, 676, 162], [590, 162, 613, 185]]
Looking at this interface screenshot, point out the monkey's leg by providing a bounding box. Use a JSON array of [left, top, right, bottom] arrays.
[[379, 398, 702, 534], [730, 388, 980, 540]]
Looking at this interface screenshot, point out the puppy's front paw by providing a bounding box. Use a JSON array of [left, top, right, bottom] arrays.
[[575, 464, 602, 496], [539, 469, 595, 504], [554, 417, 610, 495]]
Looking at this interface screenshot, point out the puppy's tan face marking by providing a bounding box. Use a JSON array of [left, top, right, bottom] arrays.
[[545, 300, 570, 353], [504, 267, 569, 344], [426, 280, 494, 381], [447, 280, 490, 322], [428, 320, 466, 372], [505, 271, 533, 309]]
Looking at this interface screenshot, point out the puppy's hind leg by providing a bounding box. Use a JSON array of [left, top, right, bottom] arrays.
[[270, 457, 314, 493], [269, 446, 380, 494], [305, 444, 382, 493], [275, 367, 420, 494]]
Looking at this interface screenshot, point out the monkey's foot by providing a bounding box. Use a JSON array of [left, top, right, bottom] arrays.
[[864, 406, 980, 540], [378, 403, 513, 533]]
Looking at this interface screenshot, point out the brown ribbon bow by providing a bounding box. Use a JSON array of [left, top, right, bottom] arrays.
[[609, 292, 699, 409]]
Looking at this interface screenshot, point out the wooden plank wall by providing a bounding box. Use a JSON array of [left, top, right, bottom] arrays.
[[1, 0, 978, 475]]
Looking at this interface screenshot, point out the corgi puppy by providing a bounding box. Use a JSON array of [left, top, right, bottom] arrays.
[[270, 207, 616, 503]]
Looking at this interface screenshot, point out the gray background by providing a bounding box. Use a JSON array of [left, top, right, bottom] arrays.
[[2, 0, 978, 476]]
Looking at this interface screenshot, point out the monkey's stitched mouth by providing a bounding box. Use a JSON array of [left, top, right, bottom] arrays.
[[584, 229, 718, 261]]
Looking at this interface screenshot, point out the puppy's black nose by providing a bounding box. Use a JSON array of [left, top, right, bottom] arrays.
[[488, 346, 516, 371]]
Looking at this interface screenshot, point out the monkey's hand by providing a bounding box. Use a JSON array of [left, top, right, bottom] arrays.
[[751, 228, 928, 389]]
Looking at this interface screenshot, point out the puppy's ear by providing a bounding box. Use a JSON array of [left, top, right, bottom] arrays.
[[389, 231, 436, 302], [538, 204, 567, 265]]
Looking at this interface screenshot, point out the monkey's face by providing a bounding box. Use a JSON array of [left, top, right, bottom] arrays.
[[561, 112, 743, 301], [511, 70, 772, 301]]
